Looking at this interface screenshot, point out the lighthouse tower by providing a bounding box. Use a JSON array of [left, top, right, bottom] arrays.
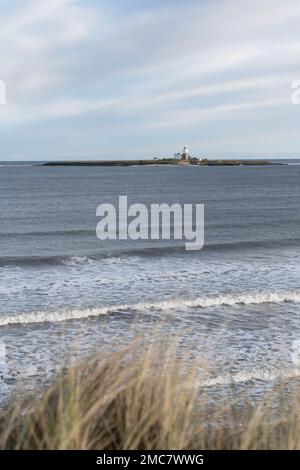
[[181, 146, 189, 161]]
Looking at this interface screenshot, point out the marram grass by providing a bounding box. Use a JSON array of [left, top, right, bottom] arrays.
[[1, 340, 300, 450]]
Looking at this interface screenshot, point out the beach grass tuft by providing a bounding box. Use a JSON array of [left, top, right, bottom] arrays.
[[1, 339, 300, 450]]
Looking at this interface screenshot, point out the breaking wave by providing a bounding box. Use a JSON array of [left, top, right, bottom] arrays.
[[1, 237, 300, 267], [1, 291, 300, 327]]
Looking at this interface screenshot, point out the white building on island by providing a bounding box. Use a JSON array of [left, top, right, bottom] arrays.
[[181, 146, 189, 161]]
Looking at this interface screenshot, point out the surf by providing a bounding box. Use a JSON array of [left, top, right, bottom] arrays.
[[1, 290, 300, 327]]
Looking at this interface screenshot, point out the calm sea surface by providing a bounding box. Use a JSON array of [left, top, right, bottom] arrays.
[[0, 162, 300, 405]]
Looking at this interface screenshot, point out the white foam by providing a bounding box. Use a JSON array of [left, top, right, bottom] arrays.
[[0, 290, 299, 327], [62, 255, 93, 266], [203, 367, 300, 387]]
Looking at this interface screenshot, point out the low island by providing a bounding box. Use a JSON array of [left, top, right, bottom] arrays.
[[43, 158, 274, 167], [43, 146, 277, 167]]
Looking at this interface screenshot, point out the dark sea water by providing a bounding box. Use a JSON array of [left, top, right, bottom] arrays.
[[1, 162, 300, 405]]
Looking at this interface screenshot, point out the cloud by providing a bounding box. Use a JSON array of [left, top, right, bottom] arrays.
[[0, 0, 300, 158]]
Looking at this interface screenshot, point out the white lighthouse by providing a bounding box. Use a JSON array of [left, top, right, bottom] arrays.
[[181, 146, 189, 161]]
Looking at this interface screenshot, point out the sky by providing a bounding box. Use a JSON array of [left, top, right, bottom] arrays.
[[0, 0, 300, 160]]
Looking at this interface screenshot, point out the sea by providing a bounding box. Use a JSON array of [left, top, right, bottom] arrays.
[[0, 160, 300, 407]]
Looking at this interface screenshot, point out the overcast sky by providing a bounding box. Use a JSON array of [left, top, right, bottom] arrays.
[[0, 0, 300, 160]]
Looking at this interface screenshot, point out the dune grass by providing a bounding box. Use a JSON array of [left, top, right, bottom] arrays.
[[1, 339, 300, 450]]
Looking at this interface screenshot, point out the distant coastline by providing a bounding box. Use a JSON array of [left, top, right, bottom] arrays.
[[43, 158, 279, 167]]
